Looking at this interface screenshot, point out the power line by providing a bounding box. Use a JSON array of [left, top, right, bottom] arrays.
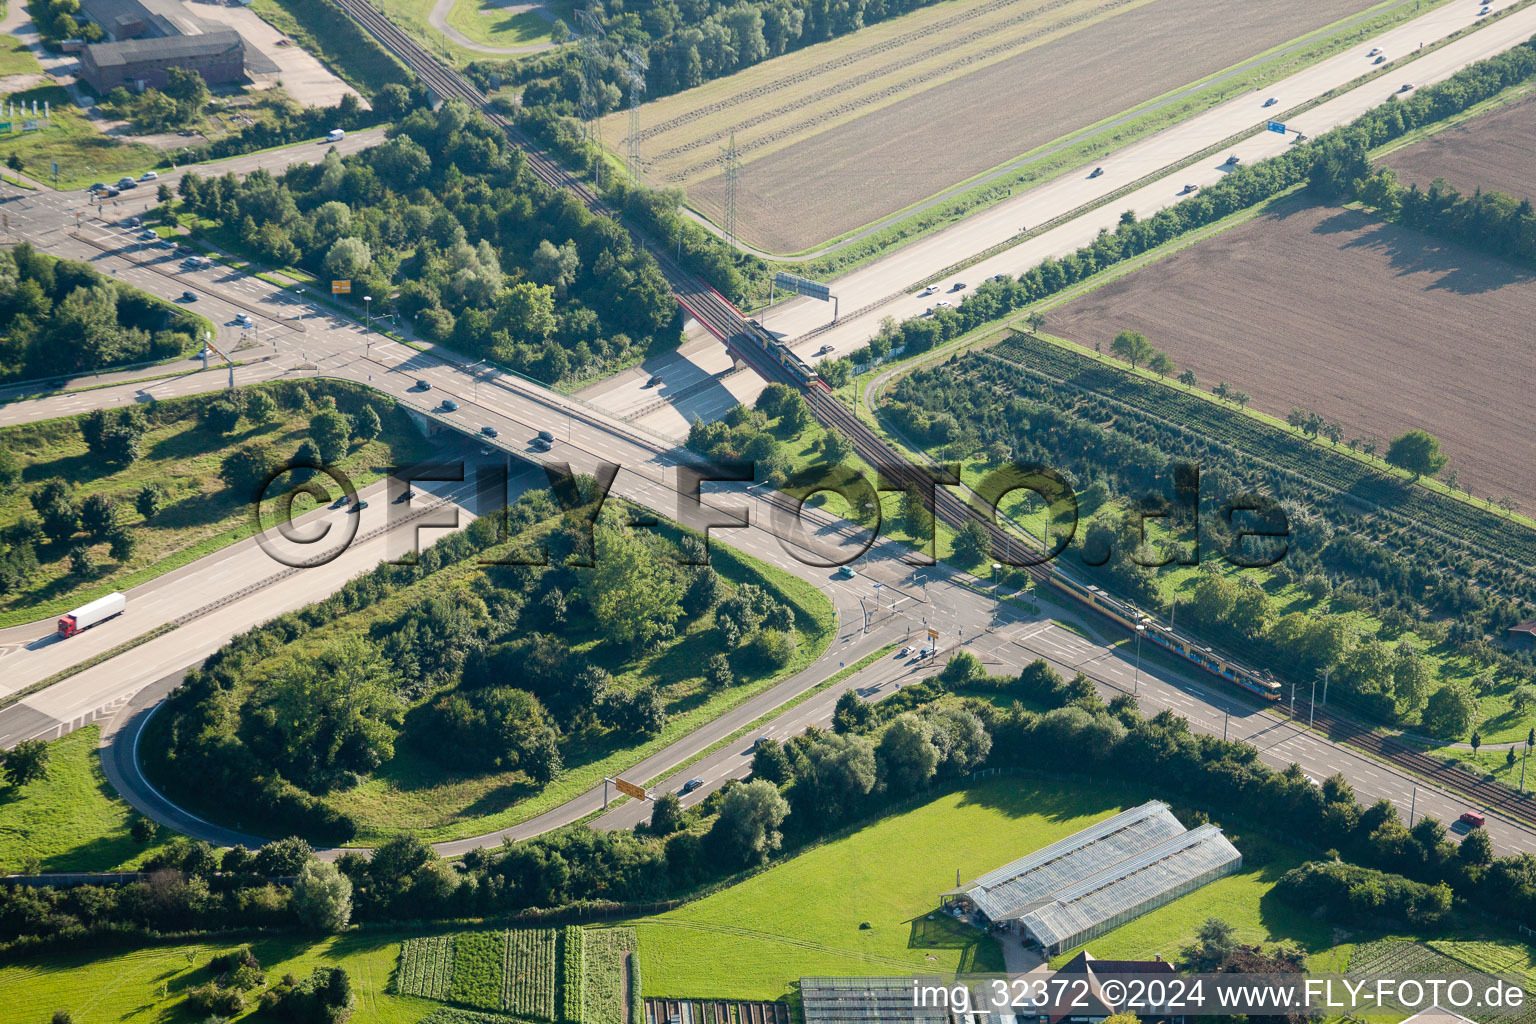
[[622, 47, 648, 182], [720, 129, 741, 249]]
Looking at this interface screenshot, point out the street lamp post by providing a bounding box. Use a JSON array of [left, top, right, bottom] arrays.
[[1132, 622, 1146, 694], [364, 295, 373, 352]]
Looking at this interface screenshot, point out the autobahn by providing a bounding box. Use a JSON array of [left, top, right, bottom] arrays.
[[4, 183, 1535, 856], [3, 0, 1535, 856]]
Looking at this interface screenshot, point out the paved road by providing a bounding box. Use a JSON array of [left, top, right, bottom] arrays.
[[3, 40, 1533, 858]]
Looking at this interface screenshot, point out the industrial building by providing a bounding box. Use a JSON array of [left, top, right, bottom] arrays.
[[76, 0, 248, 92], [944, 801, 1242, 955]]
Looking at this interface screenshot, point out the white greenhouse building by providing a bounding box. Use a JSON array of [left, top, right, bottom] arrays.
[[945, 801, 1242, 954]]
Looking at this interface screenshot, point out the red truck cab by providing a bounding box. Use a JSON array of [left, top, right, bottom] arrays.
[[56, 613, 81, 637]]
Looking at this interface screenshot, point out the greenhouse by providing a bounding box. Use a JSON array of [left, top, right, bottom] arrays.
[[943, 802, 1242, 955], [951, 801, 1187, 921], [1015, 824, 1242, 953]]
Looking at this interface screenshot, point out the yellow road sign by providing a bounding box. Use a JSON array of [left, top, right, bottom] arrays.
[[927, 628, 940, 641], [613, 777, 646, 801], [331, 279, 351, 295]]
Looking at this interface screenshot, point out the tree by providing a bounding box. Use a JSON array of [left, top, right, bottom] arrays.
[[1180, 916, 1238, 971], [1147, 351, 1175, 377], [1459, 827, 1494, 866], [310, 408, 352, 464], [1421, 683, 1476, 739], [704, 779, 788, 868], [1386, 429, 1449, 480], [255, 836, 316, 876], [1025, 311, 1046, 334], [1471, 730, 1482, 756], [203, 399, 242, 434], [818, 428, 853, 466], [107, 524, 136, 562], [136, 483, 167, 520], [163, 65, 209, 121], [1177, 369, 1197, 387], [38, 496, 80, 545], [1232, 391, 1250, 410], [292, 858, 354, 932], [952, 519, 991, 566], [832, 689, 873, 734], [577, 523, 683, 650], [530, 239, 580, 295], [750, 739, 792, 786], [246, 390, 276, 424], [2, 738, 50, 786], [352, 404, 382, 443], [323, 237, 371, 281], [877, 713, 939, 795], [130, 815, 159, 844], [220, 442, 278, 498], [80, 493, 117, 540], [5, 154, 21, 173], [704, 652, 733, 688], [900, 483, 931, 538], [1109, 330, 1153, 369], [939, 650, 985, 687], [649, 792, 685, 836], [778, 392, 811, 435]]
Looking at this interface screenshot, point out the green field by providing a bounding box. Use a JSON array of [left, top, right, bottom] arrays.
[[582, 927, 636, 1024], [630, 778, 1073, 1000], [0, 86, 160, 189], [0, 382, 430, 627], [0, 932, 436, 1024], [0, 725, 174, 874], [395, 927, 560, 1016], [0, 33, 41, 76], [444, 0, 567, 49], [628, 776, 1387, 1002]]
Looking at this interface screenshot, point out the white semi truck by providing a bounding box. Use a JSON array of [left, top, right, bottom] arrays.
[[57, 592, 126, 637]]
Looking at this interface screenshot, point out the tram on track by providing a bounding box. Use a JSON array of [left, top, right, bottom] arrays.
[[1048, 572, 1283, 701]]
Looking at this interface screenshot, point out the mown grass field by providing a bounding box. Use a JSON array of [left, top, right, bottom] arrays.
[[630, 778, 1099, 1000], [0, 932, 436, 1024], [0, 33, 42, 76], [444, 0, 569, 49], [0, 725, 174, 874], [0, 382, 430, 626]]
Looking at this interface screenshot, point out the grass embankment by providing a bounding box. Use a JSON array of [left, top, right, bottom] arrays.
[[317, 541, 837, 844], [0, 381, 430, 627], [444, 0, 569, 49], [0, 725, 175, 874], [251, 0, 411, 95]]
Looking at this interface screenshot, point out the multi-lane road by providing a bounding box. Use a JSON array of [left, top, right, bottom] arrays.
[[4, 0, 1535, 858]]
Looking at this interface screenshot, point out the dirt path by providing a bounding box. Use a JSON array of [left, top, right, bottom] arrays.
[[427, 0, 558, 55]]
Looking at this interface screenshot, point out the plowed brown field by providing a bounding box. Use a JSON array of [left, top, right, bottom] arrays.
[[1047, 200, 1536, 504], [1385, 91, 1536, 199], [607, 0, 1394, 253]]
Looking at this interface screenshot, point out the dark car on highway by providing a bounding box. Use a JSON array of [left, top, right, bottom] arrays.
[[681, 778, 704, 794]]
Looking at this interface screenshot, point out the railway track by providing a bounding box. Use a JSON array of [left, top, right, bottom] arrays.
[[332, 0, 1536, 830]]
